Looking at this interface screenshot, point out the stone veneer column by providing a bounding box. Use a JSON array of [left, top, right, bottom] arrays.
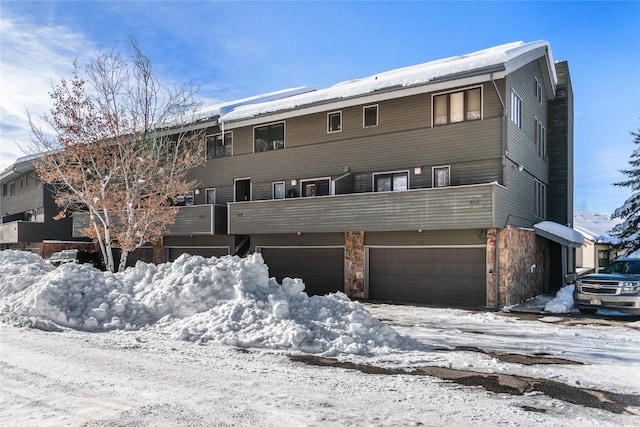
[[153, 237, 164, 265], [344, 231, 365, 298], [486, 228, 499, 308]]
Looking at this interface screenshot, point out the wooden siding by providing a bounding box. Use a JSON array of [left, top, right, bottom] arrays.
[[229, 182, 505, 235], [73, 205, 226, 238], [365, 229, 486, 246], [187, 81, 507, 206], [547, 61, 573, 226], [0, 218, 73, 244]]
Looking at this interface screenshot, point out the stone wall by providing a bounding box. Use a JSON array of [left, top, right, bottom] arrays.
[[486, 227, 548, 308], [344, 231, 365, 298]]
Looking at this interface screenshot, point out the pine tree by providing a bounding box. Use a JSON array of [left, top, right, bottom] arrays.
[[611, 127, 640, 254]]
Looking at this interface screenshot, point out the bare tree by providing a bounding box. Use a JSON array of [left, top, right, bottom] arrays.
[[28, 38, 206, 272]]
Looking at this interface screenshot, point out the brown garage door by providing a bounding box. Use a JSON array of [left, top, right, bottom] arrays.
[[368, 247, 486, 307], [259, 247, 344, 296], [166, 247, 230, 262]]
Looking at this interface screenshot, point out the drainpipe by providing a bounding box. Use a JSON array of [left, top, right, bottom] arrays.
[[491, 73, 507, 188]]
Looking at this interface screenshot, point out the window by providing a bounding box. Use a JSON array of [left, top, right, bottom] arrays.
[[598, 250, 611, 270], [535, 118, 546, 160], [535, 179, 546, 218], [363, 105, 378, 127], [432, 166, 450, 188], [327, 112, 342, 133], [9, 182, 15, 197], [206, 132, 232, 159], [176, 192, 194, 206], [535, 78, 543, 104], [510, 89, 522, 128], [254, 122, 285, 152], [374, 171, 409, 192], [273, 182, 285, 200], [2, 183, 6, 198], [301, 178, 330, 197], [433, 87, 481, 126], [205, 188, 216, 205]]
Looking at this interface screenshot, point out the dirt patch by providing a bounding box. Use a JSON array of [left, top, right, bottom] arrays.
[[290, 355, 640, 414], [451, 346, 583, 365]]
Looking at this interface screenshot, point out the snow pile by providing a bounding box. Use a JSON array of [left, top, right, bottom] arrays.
[[0, 250, 55, 298], [544, 284, 575, 313], [0, 250, 413, 355]]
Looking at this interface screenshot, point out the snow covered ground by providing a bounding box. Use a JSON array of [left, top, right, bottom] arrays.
[[1, 250, 639, 426]]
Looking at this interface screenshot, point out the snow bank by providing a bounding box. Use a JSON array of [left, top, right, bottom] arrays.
[[544, 284, 575, 313], [0, 250, 414, 355]]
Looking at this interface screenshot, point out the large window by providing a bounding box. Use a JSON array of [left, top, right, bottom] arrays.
[[432, 165, 450, 188], [535, 179, 546, 218], [254, 122, 285, 152], [206, 132, 232, 159], [327, 112, 342, 133], [535, 118, 546, 160], [301, 178, 330, 197], [363, 105, 378, 127], [374, 171, 409, 192], [510, 89, 522, 128], [433, 87, 481, 126]]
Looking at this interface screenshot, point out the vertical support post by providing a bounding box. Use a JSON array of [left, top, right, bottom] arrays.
[[153, 237, 164, 265], [344, 231, 365, 298]]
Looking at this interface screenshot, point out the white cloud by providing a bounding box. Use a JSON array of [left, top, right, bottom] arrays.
[[0, 15, 96, 171]]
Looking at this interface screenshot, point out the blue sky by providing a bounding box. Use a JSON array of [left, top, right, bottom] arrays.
[[1, 1, 639, 214]]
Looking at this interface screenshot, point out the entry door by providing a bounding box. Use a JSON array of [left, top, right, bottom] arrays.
[[206, 188, 216, 205], [235, 178, 251, 202]]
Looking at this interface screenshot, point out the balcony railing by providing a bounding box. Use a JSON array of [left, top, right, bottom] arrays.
[[72, 204, 227, 238], [0, 220, 72, 244], [228, 182, 507, 235]]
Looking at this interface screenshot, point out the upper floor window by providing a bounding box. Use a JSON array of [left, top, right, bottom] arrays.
[[374, 171, 409, 192], [534, 179, 546, 218], [327, 111, 342, 133], [433, 87, 481, 126], [535, 78, 543, 104], [176, 192, 195, 206], [9, 182, 15, 197], [254, 122, 285, 152], [510, 89, 522, 128], [433, 165, 451, 188], [535, 118, 546, 160], [363, 105, 378, 127], [206, 132, 232, 159]]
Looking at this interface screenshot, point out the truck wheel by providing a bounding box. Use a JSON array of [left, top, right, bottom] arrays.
[[578, 308, 598, 315]]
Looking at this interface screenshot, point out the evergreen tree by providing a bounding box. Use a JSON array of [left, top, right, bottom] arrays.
[[611, 127, 640, 254]]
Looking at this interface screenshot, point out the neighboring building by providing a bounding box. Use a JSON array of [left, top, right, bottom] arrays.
[[574, 211, 623, 274], [0, 155, 87, 255], [18, 40, 578, 308]]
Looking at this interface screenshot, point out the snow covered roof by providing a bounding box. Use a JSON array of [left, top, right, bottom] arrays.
[[533, 221, 584, 248], [213, 40, 555, 126], [573, 212, 621, 244]]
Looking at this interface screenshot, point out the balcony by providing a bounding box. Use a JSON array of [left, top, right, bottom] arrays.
[[72, 204, 227, 238], [228, 182, 507, 235], [0, 220, 72, 244]]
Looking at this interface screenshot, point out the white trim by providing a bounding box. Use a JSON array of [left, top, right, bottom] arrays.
[[252, 121, 286, 153], [510, 88, 522, 128], [223, 73, 503, 130], [205, 187, 216, 205], [233, 177, 252, 202], [300, 176, 333, 196], [362, 104, 379, 128], [272, 181, 286, 199], [431, 85, 483, 128], [432, 165, 451, 188], [327, 111, 342, 133], [372, 169, 410, 192]]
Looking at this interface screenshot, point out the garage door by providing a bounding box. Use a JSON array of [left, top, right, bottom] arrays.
[[258, 247, 344, 296], [166, 247, 230, 262], [368, 247, 486, 307]]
